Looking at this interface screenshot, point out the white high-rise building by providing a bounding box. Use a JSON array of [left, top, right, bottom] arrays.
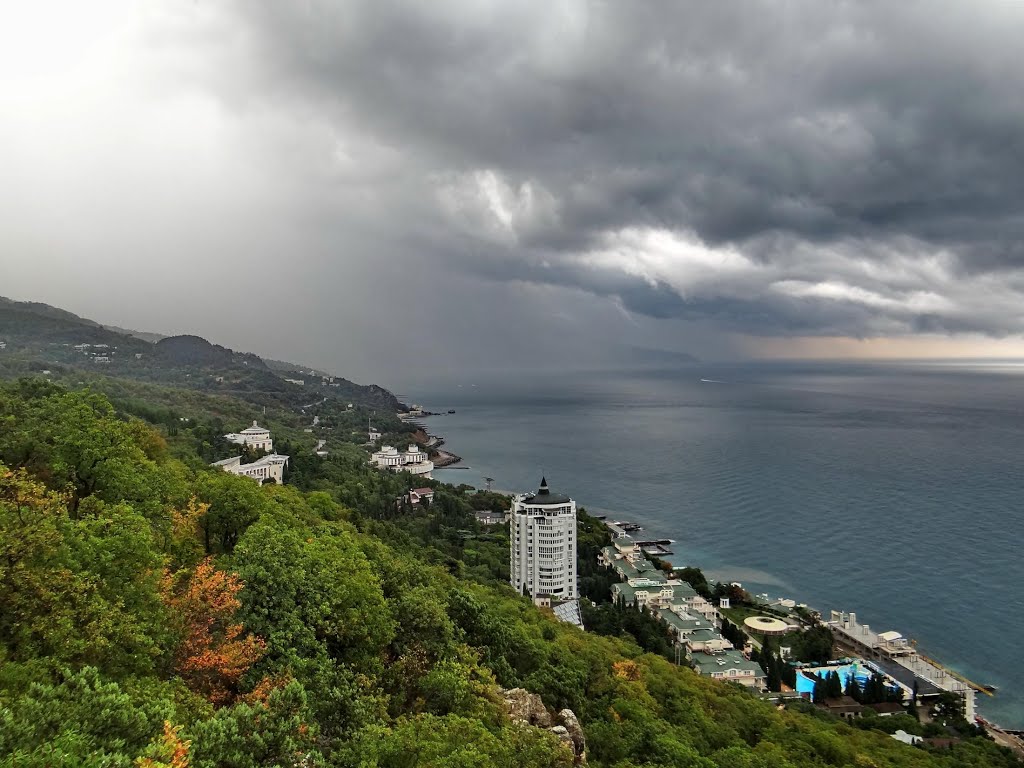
[[510, 478, 578, 600]]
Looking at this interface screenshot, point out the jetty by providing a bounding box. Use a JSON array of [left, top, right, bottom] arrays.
[[606, 520, 643, 538], [638, 541, 674, 556]]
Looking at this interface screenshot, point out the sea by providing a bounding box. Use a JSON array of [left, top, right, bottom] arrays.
[[401, 361, 1024, 727]]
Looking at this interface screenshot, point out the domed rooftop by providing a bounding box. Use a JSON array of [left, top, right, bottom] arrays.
[[521, 477, 573, 506]]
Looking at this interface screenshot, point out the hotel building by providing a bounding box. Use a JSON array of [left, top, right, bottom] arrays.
[[510, 478, 578, 600]]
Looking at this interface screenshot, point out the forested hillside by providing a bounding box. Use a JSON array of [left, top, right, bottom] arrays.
[[0, 298, 404, 414], [0, 377, 1018, 767]]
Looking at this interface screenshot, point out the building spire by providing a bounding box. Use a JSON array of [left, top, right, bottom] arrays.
[[538, 476, 549, 495]]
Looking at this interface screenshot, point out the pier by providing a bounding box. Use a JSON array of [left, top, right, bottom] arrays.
[[638, 541, 674, 556], [606, 520, 644, 538]]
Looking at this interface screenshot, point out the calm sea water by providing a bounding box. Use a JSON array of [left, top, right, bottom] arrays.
[[403, 362, 1024, 726]]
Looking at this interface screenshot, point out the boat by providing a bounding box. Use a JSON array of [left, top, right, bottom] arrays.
[[447, 409, 456, 414]]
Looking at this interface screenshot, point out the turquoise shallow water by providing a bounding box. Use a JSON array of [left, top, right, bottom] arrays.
[[402, 361, 1024, 726]]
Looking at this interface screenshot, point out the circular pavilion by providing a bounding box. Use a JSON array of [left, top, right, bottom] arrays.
[[743, 615, 790, 636]]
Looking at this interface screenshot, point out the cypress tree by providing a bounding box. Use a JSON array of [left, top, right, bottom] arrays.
[[844, 672, 861, 702], [812, 675, 827, 703], [826, 670, 843, 698]]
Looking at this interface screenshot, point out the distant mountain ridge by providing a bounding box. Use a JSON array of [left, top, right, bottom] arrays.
[[0, 297, 405, 412], [101, 324, 166, 343], [621, 345, 699, 367], [154, 335, 270, 370]]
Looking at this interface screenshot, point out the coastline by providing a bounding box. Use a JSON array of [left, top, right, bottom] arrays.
[[419, 405, 1019, 729], [592, 512, 1024, 742], [432, 448, 463, 467], [411, 422, 463, 468]]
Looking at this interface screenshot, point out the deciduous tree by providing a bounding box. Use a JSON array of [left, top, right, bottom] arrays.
[[160, 559, 265, 705]]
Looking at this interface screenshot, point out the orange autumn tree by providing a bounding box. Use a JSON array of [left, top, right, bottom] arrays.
[[160, 557, 265, 705], [136, 721, 191, 768]]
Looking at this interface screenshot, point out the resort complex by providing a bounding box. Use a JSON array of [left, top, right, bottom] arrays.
[[211, 421, 289, 484], [211, 452, 290, 485], [599, 536, 768, 689], [223, 421, 274, 453], [593, 517, 981, 723], [828, 610, 978, 719], [370, 443, 434, 477]]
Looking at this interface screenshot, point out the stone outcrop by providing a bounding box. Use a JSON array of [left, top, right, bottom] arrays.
[[502, 687, 553, 728], [500, 688, 586, 763], [558, 708, 586, 759]]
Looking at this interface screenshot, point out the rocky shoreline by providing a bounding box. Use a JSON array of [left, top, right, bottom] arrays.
[[415, 420, 463, 467], [431, 448, 463, 467]]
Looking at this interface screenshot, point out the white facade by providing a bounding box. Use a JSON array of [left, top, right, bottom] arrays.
[[510, 478, 578, 600], [368, 426, 382, 442], [371, 444, 433, 478], [212, 453, 289, 484], [403, 444, 427, 464], [224, 421, 274, 453]]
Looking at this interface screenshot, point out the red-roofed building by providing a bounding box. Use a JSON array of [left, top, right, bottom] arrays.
[[409, 488, 435, 505]]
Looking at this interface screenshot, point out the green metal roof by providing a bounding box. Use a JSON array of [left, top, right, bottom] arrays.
[[691, 650, 765, 676]]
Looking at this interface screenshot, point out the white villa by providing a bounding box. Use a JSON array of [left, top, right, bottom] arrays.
[[224, 421, 274, 453], [371, 444, 434, 477], [213, 422, 288, 484], [510, 478, 578, 601], [212, 453, 289, 485], [691, 650, 767, 689], [368, 426, 383, 442]]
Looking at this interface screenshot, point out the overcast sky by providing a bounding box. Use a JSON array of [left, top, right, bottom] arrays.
[[3, 1, 1024, 385]]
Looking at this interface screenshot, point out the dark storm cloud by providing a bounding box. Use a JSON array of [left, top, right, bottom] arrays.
[[4, 0, 1024, 372], [199, 0, 1024, 338]]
